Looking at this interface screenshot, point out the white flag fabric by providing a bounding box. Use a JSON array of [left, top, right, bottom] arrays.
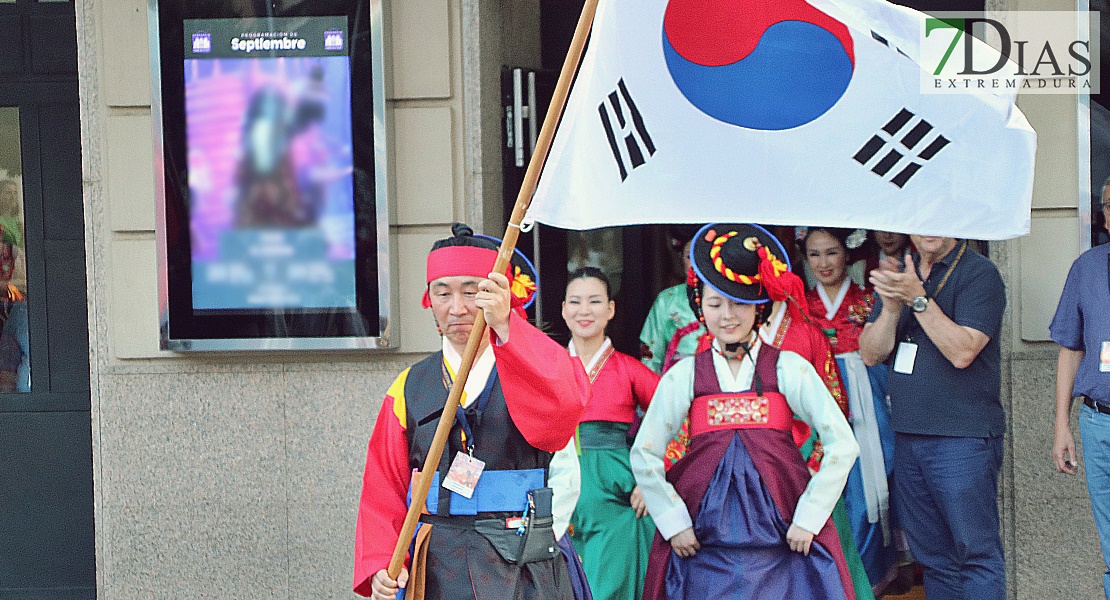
[[528, 0, 1037, 240]]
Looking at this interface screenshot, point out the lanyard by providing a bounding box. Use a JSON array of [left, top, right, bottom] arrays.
[[904, 241, 967, 342], [925, 241, 967, 300], [441, 361, 498, 453]]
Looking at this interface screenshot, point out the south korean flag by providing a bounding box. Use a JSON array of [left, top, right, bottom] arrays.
[[528, 0, 1036, 241]]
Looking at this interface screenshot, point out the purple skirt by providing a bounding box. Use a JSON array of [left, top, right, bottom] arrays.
[[664, 434, 848, 600], [557, 535, 594, 600]]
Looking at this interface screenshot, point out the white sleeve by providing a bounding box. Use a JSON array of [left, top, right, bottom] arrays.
[[548, 437, 580, 540], [630, 357, 696, 540], [777, 351, 860, 534]]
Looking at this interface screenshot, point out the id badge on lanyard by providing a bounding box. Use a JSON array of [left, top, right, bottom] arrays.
[[440, 363, 498, 498], [443, 451, 486, 498], [892, 242, 966, 376], [894, 342, 918, 374], [1105, 256, 1110, 372]]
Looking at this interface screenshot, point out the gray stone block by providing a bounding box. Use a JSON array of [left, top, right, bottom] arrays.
[[1009, 358, 1091, 502], [104, 502, 289, 600], [1014, 496, 1105, 599], [283, 367, 402, 505], [287, 502, 362, 600], [97, 371, 288, 508]]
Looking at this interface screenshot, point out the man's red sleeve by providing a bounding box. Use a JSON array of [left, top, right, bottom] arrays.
[[353, 372, 413, 597], [492, 312, 591, 452]]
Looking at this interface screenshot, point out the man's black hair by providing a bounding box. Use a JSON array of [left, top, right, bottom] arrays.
[[430, 223, 498, 252]]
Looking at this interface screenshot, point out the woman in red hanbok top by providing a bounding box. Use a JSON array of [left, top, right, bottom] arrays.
[[804, 227, 898, 596], [562, 267, 660, 600]]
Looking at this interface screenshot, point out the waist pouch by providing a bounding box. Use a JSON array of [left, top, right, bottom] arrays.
[[473, 487, 558, 564]]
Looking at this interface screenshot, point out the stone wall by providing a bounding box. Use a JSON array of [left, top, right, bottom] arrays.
[[74, 0, 532, 597]]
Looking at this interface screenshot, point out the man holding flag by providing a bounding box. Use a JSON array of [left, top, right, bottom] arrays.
[[353, 224, 590, 599]]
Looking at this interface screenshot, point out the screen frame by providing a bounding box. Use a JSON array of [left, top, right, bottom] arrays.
[[148, 0, 393, 351]]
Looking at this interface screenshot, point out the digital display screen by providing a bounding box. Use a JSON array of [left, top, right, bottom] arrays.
[[153, 0, 389, 349], [184, 17, 356, 312]]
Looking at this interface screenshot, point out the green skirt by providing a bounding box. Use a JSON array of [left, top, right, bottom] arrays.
[[570, 421, 656, 600]]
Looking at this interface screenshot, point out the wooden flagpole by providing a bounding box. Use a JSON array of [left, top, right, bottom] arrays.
[[387, 0, 600, 580]]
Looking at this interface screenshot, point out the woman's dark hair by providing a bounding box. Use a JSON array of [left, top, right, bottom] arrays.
[[802, 227, 851, 253], [668, 224, 703, 252], [687, 277, 773, 330], [567, 266, 612, 300]]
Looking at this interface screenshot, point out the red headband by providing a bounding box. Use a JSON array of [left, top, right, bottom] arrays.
[[421, 246, 498, 308]]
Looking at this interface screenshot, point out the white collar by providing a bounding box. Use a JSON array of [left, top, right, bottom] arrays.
[[816, 278, 852, 321], [710, 335, 761, 391], [442, 337, 497, 408], [568, 337, 612, 375]]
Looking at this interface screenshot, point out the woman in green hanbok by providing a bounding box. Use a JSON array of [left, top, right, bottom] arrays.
[[563, 267, 660, 600]]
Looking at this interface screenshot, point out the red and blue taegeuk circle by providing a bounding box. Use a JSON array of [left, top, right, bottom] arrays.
[[662, 0, 855, 130]]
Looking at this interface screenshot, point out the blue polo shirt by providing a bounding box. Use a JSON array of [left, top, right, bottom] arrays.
[[868, 242, 1006, 437], [1049, 243, 1110, 403]]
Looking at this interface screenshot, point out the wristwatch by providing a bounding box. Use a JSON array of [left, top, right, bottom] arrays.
[[911, 296, 929, 313]]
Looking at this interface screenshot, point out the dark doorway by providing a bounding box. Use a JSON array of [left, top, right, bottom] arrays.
[[0, 1, 95, 598], [500, 63, 676, 356], [499, 0, 681, 356]]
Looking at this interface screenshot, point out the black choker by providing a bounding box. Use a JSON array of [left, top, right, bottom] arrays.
[[717, 336, 755, 358]]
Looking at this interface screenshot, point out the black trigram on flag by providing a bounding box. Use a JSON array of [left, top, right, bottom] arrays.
[[853, 108, 950, 188], [870, 30, 911, 60], [599, 79, 655, 181]]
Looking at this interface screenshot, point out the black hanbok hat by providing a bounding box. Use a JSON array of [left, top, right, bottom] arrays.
[[689, 223, 791, 304]]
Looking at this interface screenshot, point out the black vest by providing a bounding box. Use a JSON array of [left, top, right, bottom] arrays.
[[404, 352, 552, 516]]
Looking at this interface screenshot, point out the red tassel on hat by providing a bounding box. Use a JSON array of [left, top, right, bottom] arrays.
[[756, 246, 813, 324]]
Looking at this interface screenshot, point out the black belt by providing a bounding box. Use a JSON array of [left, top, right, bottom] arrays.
[[419, 512, 520, 529], [1083, 395, 1110, 416]]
